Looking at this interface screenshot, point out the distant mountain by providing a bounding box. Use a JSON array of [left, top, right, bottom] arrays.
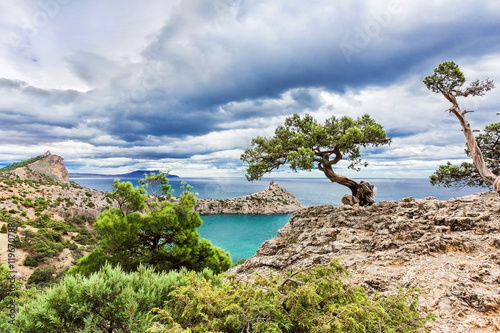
[[69, 170, 179, 179]]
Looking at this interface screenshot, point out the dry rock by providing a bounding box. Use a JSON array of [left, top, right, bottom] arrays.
[[228, 192, 500, 332]]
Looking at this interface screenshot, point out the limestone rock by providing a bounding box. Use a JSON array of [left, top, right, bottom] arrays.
[[195, 181, 305, 215], [28, 151, 70, 185], [228, 192, 500, 332]]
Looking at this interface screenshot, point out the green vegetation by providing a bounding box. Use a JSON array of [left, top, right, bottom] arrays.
[[0, 224, 6, 233], [424, 61, 499, 193], [19, 228, 74, 263], [241, 113, 390, 206], [4, 261, 433, 333], [23, 255, 39, 267], [69, 173, 232, 276], [12, 264, 221, 332], [0, 155, 45, 173], [149, 260, 433, 332], [26, 266, 59, 286], [430, 115, 500, 189]]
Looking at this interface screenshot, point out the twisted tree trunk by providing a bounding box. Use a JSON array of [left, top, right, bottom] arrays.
[[319, 163, 376, 206], [447, 96, 500, 194]]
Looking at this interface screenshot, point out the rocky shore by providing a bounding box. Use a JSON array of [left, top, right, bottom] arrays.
[[229, 192, 500, 332], [195, 180, 305, 215]]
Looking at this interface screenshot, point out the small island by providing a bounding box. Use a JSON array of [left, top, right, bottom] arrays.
[[196, 180, 305, 215]]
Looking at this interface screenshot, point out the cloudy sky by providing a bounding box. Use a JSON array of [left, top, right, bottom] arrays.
[[0, 0, 499, 179]]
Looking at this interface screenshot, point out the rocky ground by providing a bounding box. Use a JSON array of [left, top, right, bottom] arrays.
[[229, 192, 500, 332], [195, 180, 305, 215]]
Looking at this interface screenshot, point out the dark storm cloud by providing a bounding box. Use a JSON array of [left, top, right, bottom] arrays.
[[135, 0, 500, 120], [1, 0, 500, 175]]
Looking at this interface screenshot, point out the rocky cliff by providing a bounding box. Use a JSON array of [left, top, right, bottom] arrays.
[[27, 151, 70, 185], [195, 180, 305, 215], [3, 151, 70, 186], [229, 192, 500, 332]]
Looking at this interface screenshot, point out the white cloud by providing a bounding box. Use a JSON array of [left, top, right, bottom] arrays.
[[0, 0, 499, 179]]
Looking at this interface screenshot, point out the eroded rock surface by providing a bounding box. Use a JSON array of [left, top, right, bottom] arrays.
[[229, 192, 500, 332], [27, 151, 70, 185], [195, 181, 304, 215]]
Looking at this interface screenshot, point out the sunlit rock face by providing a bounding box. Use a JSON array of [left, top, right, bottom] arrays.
[[229, 192, 500, 332], [195, 180, 305, 215], [27, 151, 70, 186]]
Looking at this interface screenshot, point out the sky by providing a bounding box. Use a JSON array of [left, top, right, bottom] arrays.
[[0, 0, 499, 179]]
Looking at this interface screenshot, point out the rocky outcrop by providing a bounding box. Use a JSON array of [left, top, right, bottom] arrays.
[[195, 180, 305, 215], [3, 151, 71, 186], [26, 151, 70, 185], [229, 192, 500, 332]]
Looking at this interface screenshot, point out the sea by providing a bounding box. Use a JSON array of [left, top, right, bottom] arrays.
[[71, 177, 486, 262]]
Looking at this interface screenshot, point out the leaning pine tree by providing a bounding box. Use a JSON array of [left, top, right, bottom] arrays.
[[241, 113, 391, 206], [423, 61, 500, 194]]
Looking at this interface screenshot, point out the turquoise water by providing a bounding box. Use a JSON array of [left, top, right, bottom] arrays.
[[71, 177, 486, 261], [198, 214, 292, 261]]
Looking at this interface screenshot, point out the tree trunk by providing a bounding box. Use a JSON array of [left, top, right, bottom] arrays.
[[320, 164, 377, 206], [449, 103, 500, 194]]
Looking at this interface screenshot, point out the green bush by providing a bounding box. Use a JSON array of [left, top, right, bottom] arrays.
[[20, 229, 67, 261], [27, 266, 57, 286], [70, 174, 232, 276], [23, 255, 39, 267], [0, 224, 6, 234], [149, 261, 434, 332], [13, 264, 219, 332]]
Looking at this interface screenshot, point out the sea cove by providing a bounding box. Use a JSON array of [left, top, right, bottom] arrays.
[[71, 177, 484, 261]]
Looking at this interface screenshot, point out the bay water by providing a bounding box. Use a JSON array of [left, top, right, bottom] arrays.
[[71, 177, 486, 261]]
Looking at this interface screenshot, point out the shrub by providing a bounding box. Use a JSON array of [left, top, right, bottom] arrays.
[[0, 224, 6, 234], [23, 255, 39, 267], [20, 229, 66, 261], [27, 266, 57, 286], [149, 260, 434, 332], [13, 264, 219, 332]]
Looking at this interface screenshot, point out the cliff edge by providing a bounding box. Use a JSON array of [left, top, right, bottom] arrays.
[[1, 151, 70, 186], [229, 192, 500, 332], [195, 180, 305, 215]]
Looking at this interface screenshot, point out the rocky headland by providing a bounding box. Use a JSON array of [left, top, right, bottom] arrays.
[[195, 180, 305, 215], [229, 192, 500, 332]]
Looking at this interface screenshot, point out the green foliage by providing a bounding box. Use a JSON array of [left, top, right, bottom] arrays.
[[0, 264, 25, 329], [19, 228, 70, 262], [149, 260, 433, 332], [423, 61, 494, 98], [139, 171, 174, 200], [23, 255, 39, 267], [241, 113, 390, 181], [0, 224, 6, 234], [0, 155, 45, 173], [430, 115, 500, 189], [27, 266, 58, 286], [13, 264, 221, 333], [71, 227, 98, 245], [70, 173, 232, 276], [110, 179, 147, 214]]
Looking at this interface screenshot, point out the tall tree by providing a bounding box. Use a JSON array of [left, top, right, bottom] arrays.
[[241, 113, 391, 206], [69, 173, 232, 276], [430, 115, 500, 189], [423, 61, 500, 194]]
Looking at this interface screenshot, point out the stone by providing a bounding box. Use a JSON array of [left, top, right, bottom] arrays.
[[227, 191, 500, 332], [195, 181, 305, 215]]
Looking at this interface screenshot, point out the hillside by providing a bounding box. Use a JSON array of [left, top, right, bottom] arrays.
[[0, 153, 306, 283], [229, 192, 500, 332], [0, 151, 70, 186]]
